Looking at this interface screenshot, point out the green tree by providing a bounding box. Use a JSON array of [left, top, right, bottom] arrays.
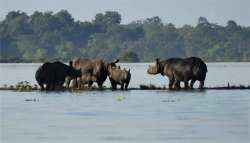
[[120, 51, 140, 62], [55, 42, 75, 61], [0, 10, 250, 62]]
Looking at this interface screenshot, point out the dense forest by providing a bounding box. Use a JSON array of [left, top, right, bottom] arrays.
[[0, 10, 250, 62]]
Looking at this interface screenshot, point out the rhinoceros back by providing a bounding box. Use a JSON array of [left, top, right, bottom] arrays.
[[35, 62, 52, 84], [186, 57, 207, 80], [72, 58, 108, 85]]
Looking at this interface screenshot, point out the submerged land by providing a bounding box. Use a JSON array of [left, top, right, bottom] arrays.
[[0, 81, 249, 91]]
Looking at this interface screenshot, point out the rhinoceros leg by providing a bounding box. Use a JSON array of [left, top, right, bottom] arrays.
[[64, 77, 71, 88], [198, 80, 204, 89], [50, 83, 56, 91], [168, 77, 175, 90], [121, 83, 124, 90], [88, 81, 93, 88], [184, 78, 189, 90], [110, 79, 117, 90], [76, 77, 81, 89], [190, 79, 196, 89], [174, 80, 181, 89], [125, 81, 129, 90], [37, 81, 45, 91], [40, 84, 45, 91], [113, 83, 117, 90], [44, 80, 49, 91], [97, 80, 103, 88], [46, 82, 52, 91]]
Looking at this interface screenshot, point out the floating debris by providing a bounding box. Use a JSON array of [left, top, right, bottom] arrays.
[[15, 81, 33, 92], [161, 99, 176, 102], [24, 98, 38, 102], [0, 81, 37, 91]]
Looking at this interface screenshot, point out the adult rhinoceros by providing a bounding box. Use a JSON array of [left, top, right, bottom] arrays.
[[66, 58, 119, 88], [147, 57, 207, 89], [35, 61, 82, 91]]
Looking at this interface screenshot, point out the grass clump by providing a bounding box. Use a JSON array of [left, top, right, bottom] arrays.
[[15, 81, 33, 92], [116, 96, 126, 102]]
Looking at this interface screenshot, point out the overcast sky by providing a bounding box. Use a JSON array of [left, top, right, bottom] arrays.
[[0, 0, 249, 27]]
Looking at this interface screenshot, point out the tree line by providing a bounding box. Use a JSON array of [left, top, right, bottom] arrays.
[[0, 10, 249, 62]]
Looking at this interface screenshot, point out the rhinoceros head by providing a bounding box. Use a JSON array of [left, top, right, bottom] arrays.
[[106, 59, 120, 75], [68, 60, 82, 78], [147, 58, 160, 75]]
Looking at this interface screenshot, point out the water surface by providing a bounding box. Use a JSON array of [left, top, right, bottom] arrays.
[[0, 63, 250, 143], [0, 62, 250, 87]]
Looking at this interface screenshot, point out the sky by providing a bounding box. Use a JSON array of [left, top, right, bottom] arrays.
[[0, 0, 249, 27]]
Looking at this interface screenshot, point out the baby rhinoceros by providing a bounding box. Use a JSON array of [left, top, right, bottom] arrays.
[[109, 67, 131, 90], [77, 74, 97, 89]]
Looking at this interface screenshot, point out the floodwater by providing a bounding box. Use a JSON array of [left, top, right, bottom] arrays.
[[0, 63, 250, 143]]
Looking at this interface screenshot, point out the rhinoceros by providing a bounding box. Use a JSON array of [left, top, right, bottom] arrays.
[[35, 61, 81, 91], [108, 67, 131, 90], [66, 58, 119, 88], [147, 57, 207, 89]]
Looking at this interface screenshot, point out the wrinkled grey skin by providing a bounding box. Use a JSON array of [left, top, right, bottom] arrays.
[[108, 67, 131, 90], [65, 58, 119, 88], [147, 57, 207, 89], [35, 61, 82, 91]]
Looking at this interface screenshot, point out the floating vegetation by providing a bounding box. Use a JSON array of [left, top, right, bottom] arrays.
[[0, 82, 250, 91], [139, 84, 250, 90], [0, 81, 38, 92], [208, 84, 250, 90], [15, 81, 33, 92], [116, 96, 126, 101]]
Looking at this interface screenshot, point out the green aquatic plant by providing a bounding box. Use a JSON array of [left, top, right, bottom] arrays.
[[15, 81, 33, 92], [116, 96, 126, 102]]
